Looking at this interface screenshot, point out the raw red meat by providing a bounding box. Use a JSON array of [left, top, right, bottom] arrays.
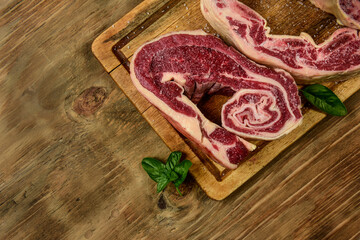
[[130, 31, 302, 169], [310, 0, 360, 29], [201, 0, 360, 83]]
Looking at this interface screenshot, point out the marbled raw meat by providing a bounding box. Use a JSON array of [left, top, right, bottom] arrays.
[[310, 0, 360, 29], [201, 0, 360, 83], [130, 31, 302, 169]]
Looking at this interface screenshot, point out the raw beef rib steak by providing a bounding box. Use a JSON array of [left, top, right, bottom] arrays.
[[310, 0, 360, 29], [201, 0, 360, 83], [130, 31, 302, 169]]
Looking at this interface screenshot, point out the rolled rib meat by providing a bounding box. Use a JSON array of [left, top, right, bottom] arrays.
[[130, 31, 302, 169]]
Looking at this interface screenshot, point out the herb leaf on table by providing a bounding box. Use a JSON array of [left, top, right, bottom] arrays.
[[142, 151, 192, 195]]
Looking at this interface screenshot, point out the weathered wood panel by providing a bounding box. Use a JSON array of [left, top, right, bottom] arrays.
[[0, 0, 359, 239]]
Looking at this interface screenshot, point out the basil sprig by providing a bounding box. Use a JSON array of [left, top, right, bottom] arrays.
[[142, 151, 192, 195], [300, 84, 347, 116]]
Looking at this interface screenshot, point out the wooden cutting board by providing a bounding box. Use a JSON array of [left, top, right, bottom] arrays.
[[92, 0, 360, 200]]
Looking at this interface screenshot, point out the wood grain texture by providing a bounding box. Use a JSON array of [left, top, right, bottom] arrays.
[[1, 0, 359, 239], [93, 0, 360, 200]]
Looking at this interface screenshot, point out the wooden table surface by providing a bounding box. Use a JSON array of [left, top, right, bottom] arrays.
[[1, 0, 359, 239]]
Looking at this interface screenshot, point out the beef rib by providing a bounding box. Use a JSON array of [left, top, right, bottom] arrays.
[[310, 0, 360, 29], [201, 0, 360, 83], [130, 31, 302, 169]]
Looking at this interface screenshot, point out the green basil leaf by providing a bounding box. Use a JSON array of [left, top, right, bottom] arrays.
[[141, 158, 166, 183], [156, 174, 170, 193], [301, 84, 347, 116], [165, 151, 182, 171], [173, 160, 192, 187], [168, 170, 179, 182], [142, 152, 192, 196]]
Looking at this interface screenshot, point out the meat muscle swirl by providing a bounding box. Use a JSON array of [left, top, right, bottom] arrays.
[[130, 31, 302, 169]]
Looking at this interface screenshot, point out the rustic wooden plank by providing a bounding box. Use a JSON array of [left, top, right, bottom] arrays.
[[1, 0, 360, 239]]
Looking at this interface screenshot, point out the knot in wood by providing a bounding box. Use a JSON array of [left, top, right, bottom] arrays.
[[73, 87, 107, 116]]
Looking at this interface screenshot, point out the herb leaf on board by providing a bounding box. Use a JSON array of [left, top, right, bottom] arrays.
[[300, 84, 347, 116]]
